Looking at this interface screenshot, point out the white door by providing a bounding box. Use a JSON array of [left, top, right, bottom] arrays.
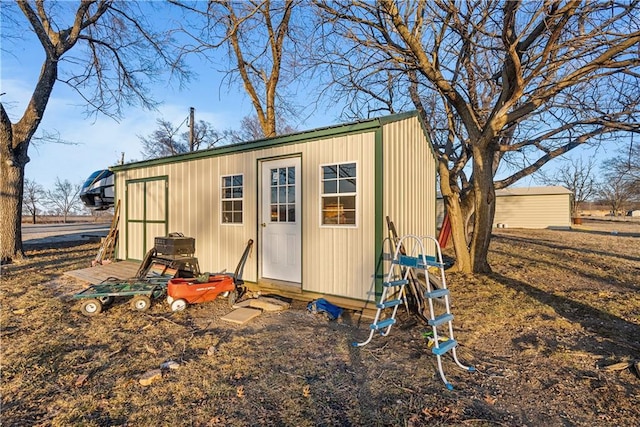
[[260, 157, 301, 283]]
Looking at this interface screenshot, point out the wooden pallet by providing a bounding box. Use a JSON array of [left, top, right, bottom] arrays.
[[65, 260, 140, 284]]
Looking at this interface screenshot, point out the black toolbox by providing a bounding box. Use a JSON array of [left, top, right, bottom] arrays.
[[155, 233, 195, 256]]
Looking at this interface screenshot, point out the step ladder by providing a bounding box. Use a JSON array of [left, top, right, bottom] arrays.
[[353, 234, 474, 389]]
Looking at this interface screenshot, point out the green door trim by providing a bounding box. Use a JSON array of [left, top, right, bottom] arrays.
[[125, 176, 169, 260]]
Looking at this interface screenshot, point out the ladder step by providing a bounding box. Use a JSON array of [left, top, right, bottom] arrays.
[[428, 313, 454, 327], [370, 318, 396, 330], [393, 254, 445, 269], [393, 255, 419, 268], [432, 339, 458, 356], [425, 289, 449, 299], [383, 279, 408, 287], [377, 299, 403, 309]]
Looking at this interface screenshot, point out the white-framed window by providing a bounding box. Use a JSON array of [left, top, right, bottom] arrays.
[[221, 174, 243, 224], [320, 162, 357, 226]]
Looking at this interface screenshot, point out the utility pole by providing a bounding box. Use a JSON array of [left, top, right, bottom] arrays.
[[189, 107, 195, 152]]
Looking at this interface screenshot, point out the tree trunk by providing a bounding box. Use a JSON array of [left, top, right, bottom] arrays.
[[443, 195, 473, 273], [438, 159, 475, 273], [469, 148, 497, 273], [0, 106, 28, 263], [32, 210, 37, 224]]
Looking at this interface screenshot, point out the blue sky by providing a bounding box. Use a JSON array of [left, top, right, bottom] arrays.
[[0, 2, 338, 191]]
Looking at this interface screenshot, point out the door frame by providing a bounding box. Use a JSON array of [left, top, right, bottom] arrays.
[[258, 156, 302, 284], [125, 176, 168, 260]]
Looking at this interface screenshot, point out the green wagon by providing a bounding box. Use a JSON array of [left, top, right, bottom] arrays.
[[73, 250, 200, 316]]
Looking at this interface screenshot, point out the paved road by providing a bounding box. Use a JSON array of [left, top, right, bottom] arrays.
[[22, 223, 110, 244]]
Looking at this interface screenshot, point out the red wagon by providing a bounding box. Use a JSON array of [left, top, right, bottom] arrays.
[[167, 239, 253, 312]]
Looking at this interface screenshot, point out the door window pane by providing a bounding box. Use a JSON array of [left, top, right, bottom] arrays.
[[270, 166, 296, 223]]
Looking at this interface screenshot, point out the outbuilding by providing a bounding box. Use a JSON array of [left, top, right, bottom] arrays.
[[493, 186, 572, 229], [111, 111, 437, 307], [436, 186, 573, 230]]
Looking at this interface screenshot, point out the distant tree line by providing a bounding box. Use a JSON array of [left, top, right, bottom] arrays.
[[540, 144, 640, 216], [21, 178, 88, 224]]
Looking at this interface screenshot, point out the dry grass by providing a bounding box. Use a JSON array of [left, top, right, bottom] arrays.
[[1, 220, 639, 426]]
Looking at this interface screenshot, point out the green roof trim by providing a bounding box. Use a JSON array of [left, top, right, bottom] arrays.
[[111, 111, 421, 172]]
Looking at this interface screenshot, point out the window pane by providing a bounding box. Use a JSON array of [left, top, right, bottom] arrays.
[[323, 181, 337, 194], [279, 168, 287, 185], [233, 200, 242, 211], [271, 169, 278, 185], [288, 167, 295, 184], [287, 186, 295, 203], [279, 205, 287, 222], [339, 163, 356, 177], [222, 213, 231, 223], [222, 201, 232, 211], [271, 188, 277, 203], [233, 212, 242, 223], [323, 165, 337, 179], [223, 188, 232, 198], [339, 179, 356, 193], [341, 195, 356, 210], [271, 205, 278, 221], [343, 210, 356, 225], [323, 196, 339, 207], [279, 187, 286, 203], [223, 176, 232, 187], [288, 204, 295, 222], [233, 175, 243, 186], [233, 188, 243, 198]]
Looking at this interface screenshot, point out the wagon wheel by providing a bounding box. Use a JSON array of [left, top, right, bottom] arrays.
[[227, 289, 239, 308], [81, 299, 103, 316], [130, 295, 151, 312], [170, 299, 187, 312], [98, 296, 114, 306]]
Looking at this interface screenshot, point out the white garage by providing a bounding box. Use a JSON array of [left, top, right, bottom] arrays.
[[492, 186, 572, 229]]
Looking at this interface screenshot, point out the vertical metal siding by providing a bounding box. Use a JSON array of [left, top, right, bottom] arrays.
[[382, 116, 437, 243], [493, 194, 571, 228], [115, 116, 431, 301]]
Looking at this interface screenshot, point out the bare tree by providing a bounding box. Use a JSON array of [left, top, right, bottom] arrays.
[[601, 141, 640, 201], [0, 1, 187, 263], [171, 0, 304, 137], [236, 114, 297, 141], [315, 0, 640, 273], [597, 177, 631, 216], [140, 118, 237, 160], [139, 119, 188, 159], [44, 178, 82, 223], [539, 157, 597, 217], [22, 178, 44, 224]]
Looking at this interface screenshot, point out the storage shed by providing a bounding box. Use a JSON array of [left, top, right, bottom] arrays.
[[493, 186, 572, 229], [436, 186, 573, 230], [110, 111, 437, 306]]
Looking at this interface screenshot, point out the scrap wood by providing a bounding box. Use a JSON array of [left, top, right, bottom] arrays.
[[93, 199, 120, 266]]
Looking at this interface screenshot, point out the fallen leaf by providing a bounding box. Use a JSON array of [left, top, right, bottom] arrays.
[[302, 385, 310, 398], [75, 374, 88, 387], [484, 394, 497, 405], [236, 385, 244, 398]]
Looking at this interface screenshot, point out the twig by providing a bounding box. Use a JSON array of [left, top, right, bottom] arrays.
[[462, 419, 511, 426]]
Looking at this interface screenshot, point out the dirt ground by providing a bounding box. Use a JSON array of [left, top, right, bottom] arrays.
[[1, 219, 638, 426]]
